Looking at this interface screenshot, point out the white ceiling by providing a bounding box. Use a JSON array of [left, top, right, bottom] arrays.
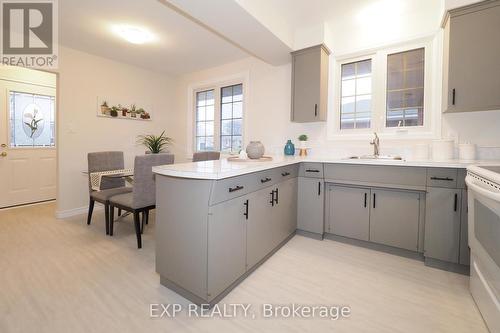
[[59, 0, 249, 76]]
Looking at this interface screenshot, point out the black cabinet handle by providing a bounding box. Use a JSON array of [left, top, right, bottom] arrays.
[[373, 193, 376, 208], [452, 89, 456, 105], [270, 190, 275, 206], [454, 193, 458, 212], [364, 193, 367, 208], [243, 200, 249, 220], [430, 176, 454, 182], [229, 185, 244, 193], [318, 182, 321, 196], [306, 169, 320, 173], [261, 177, 271, 184], [314, 104, 318, 116], [274, 188, 279, 204], [281, 172, 290, 177]]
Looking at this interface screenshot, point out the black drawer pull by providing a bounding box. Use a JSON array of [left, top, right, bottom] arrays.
[[318, 182, 321, 196], [314, 103, 318, 116], [274, 188, 279, 204], [306, 169, 320, 173], [270, 190, 275, 206], [452, 88, 456, 105], [229, 185, 244, 193], [454, 193, 458, 212], [373, 193, 376, 209], [243, 200, 249, 220], [364, 193, 367, 208], [261, 177, 271, 184], [430, 176, 454, 182], [281, 172, 290, 177]]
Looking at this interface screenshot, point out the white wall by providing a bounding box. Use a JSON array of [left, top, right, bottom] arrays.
[[56, 46, 178, 216]]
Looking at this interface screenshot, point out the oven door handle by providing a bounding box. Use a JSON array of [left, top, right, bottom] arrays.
[[465, 176, 500, 201]]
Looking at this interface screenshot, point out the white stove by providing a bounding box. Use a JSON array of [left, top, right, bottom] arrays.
[[466, 165, 500, 332]]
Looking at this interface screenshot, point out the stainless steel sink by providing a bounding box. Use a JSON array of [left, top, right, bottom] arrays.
[[347, 155, 403, 160]]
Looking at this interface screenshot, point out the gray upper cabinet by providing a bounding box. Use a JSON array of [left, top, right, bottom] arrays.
[[328, 185, 370, 241], [297, 177, 324, 235], [207, 196, 248, 299], [442, 1, 500, 113], [291, 45, 330, 122], [424, 187, 462, 263], [370, 189, 420, 251]]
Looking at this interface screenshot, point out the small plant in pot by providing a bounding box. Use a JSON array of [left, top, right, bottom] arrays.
[[109, 106, 119, 117], [298, 134, 308, 156], [100, 101, 110, 115], [121, 104, 129, 117], [137, 131, 173, 154]]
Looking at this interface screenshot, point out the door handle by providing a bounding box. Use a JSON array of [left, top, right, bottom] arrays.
[[0, 152, 7, 157], [306, 169, 320, 173], [314, 104, 318, 116], [281, 172, 290, 177], [270, 190, 275, 206], [430, 176, 454, 181], [274, 188, 279, 205], [318, 182, 321, 196], [452, 88, 456, 105], [229, 185, 244, 193], [364, 193, 367, 208], [0, 143, 6, 148], [454, 193, 458, 212], [243, 200, 249, 220], [373, 193, 376, 208], [261, 177, 271, 184]]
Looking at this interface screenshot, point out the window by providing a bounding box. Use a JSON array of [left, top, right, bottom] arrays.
[[195, 90, 215, 151], [386, 48, 424, 127], [9, 91, 56, 147], [194, 82, 243, 153], [340, 60, 372, 129], [220, 84, 243, 153]]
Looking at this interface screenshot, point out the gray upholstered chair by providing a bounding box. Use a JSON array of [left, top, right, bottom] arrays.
[[87, 151, 132, 234], [192, 151, 220, 162], [109, 153, 174, 248]]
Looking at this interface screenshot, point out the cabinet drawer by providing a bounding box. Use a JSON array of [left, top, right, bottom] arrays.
[[299, 163, 324, 178], [277, 164, 299, 181], [426, 168, 458, 188], [210, 174, 259, 205]]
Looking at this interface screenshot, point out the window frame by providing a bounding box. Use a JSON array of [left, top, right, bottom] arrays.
[[330, 36, 439, 141], [190, 74, 247, 155]]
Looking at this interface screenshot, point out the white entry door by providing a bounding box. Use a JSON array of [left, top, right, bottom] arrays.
[[0, 69, 57, 208]]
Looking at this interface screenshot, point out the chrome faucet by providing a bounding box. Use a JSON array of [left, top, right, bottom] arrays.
[[370, 132, 380, 157]]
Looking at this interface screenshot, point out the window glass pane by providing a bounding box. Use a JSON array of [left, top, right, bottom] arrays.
[[205, 105, 214, 121], [196, 106, 206, 121], [205, 136, 214, 150], [221, 136, 231, 151], [232, 102, 242, 118], [232, 119, 242, 136], [197, 91, 206, 107], [232, 136, 242, 152], [221, 120, 232, 135], [221, 103, 232, 120], [232, 84, 243, 102], [205, 121, 214, 136], [205, 90, 214, 105], [386, 48, 425, 127], [196, 122, 205, 136], [195, 89, 215, 151], [9, 91, 55, 147], [340, 59, 372, 130], [196, 137, 206, 151], [221, 86, 232, 103]]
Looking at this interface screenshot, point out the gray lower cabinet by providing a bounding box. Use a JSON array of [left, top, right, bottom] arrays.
[[370, 189, 420, 251], [424, 187, 462, 263], [328, 185, 370, 241], [207, 195, 248, 298], [297, 177, 324, 235], [272, 178, 298, 246], [459, 189, 470, 265], [246, 186, 275, 268]]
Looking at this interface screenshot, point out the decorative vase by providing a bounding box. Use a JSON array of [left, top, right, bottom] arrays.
[[284, 140, 295, 156], [246, 141, 265, 159]]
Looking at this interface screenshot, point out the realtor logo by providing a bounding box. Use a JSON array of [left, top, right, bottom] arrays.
[[1, 0, 58, 68]]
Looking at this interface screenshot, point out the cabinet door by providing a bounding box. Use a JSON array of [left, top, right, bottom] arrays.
[[246, 187, 275, 268], [370, 189, 420, 251], [424, 187, 461, 263], [446, 4, 500, 112], [329, 185, 370, 241], [297, 177, 324, 234], [459, 189, 470, 265], [272, 178, 298, 246], [292, 48, 321, 122], [207, 196, 247, 298]]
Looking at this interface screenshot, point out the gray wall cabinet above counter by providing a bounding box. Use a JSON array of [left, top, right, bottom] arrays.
[[442, 0, 500, 113], [291, 45, 330, 122]]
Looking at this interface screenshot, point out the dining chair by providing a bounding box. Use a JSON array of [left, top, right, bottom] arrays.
[[108, 153, 174, 248], [87, 151, 132, 235], [192, 151, 220, 162]]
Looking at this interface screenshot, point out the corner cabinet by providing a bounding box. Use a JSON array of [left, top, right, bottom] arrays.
[[442, 1, 500, 113], [291, 44, 330, 122]]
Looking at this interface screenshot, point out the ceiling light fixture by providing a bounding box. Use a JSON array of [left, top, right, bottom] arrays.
[[112, 24, 155, 44]]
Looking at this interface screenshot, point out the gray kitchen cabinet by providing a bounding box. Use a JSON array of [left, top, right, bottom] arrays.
[[207, 195, 248, 298], [442, 1, 500, 113], [297, 177, 324, 235], [424, 187, 462, 263], [370, 189, 420, 251], [459, 189, 470, 265], [246, 186, 275, 268], [272, 177, 298, 246], [291, 44, 330, 122], [328, 185, 370, 241]]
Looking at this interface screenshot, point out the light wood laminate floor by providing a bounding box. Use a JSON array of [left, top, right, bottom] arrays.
[[0, 203, 488, 333]]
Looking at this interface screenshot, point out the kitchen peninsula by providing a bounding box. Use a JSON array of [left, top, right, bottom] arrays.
[[153, 156, 486, 305]]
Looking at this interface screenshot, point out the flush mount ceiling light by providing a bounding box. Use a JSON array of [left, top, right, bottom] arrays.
[[112, 24, 155, 44]]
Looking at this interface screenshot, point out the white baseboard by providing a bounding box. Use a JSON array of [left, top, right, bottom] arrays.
[[56, 204, 103, 219]]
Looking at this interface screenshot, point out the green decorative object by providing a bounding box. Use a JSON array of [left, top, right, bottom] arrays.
[[137, 131, 173, 154]]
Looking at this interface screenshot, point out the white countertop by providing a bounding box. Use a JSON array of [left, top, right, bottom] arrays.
[[152, 155, 500, 180]]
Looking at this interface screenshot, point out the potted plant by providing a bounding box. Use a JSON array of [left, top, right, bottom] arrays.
[[121, 104, 129, 117], [137, 131, 173, 154], [100, 101, 110, 115], [109, 106, 119, 117], [298, 134, 308, 156]]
